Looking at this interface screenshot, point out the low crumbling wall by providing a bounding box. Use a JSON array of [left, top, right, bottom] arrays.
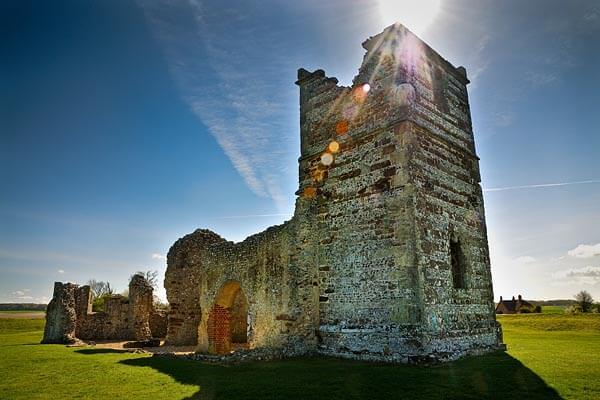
[[165, 210, 320, 356], [76, 295, 131, 340], [42, 274, 166, 343]]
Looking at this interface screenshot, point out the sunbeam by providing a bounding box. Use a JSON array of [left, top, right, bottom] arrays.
[[377, 0, 441, 34]]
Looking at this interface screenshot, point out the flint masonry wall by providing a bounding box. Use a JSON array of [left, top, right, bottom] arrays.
[[165, 213, 320, 355], [42, 282, 78, 344], [165, 23, 503, 362]]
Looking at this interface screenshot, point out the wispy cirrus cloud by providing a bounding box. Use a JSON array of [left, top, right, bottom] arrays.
[[524, 70, 557, 86], [466, 34, 490, 85], [137, 0, 299, 211]]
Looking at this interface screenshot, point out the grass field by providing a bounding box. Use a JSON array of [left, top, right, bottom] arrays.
[[541, 305, 566, 314], [1, 314, 599, 399]]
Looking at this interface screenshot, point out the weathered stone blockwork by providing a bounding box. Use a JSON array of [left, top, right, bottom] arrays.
[[42, 282, 78, 344], [165, 23, 503, 363], [42, 275, 167, 343]]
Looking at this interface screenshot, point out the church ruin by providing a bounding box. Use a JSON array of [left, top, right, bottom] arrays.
[[164, 23, 504, 363]]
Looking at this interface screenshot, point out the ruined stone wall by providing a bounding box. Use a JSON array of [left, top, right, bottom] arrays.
[[75, 293, 132, 340], [43, 275, 165, 343], [129, 274, 153, 341], [42, 282, 78, 344], [164, 23, 502, 362], [164, 229, 225, 346], [150, 310, 168, 338], [165, 214, 320, 356]]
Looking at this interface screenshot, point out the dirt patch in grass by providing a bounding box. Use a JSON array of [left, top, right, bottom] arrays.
[[0, 312, 45, 319]]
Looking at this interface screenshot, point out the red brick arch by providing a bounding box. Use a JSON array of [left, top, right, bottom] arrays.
[[207, 281, 248, 354]]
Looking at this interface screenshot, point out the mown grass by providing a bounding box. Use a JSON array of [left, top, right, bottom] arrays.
[[1, 314, 599, 399], [498, 313, 600, 400], [0, 318, 45, 334]]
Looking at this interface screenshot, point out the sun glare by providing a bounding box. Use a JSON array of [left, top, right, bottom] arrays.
[[377, 0, 441, 35]]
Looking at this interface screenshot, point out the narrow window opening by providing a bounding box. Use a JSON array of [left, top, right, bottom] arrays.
[[450, 238, 466, 289], [432, 67, 449, 113]]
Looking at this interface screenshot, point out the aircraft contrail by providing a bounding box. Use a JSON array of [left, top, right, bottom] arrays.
[[483, 179, 600, 192]]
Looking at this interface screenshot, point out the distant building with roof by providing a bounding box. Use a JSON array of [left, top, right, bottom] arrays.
[[495, 295, 536, 314]]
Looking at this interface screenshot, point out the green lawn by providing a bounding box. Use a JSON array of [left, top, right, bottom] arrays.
[[541, 305, 566, 314], [1, 315, 598, 399]]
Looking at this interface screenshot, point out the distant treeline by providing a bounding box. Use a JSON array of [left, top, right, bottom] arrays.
[[529, 300, 577, 307], [0, 303, 47, 311]]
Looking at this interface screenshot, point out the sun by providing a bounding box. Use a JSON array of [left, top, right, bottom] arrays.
[[377, 0, 442, 35]]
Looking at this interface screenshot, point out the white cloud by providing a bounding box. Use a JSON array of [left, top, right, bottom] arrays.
[[58, 269, 65, 274], [9, 289, 36, 302], [553, 265, 600, 285], [567, 243, 600, 259], [152, 253, 166, 261], [514, 256, 536, 264]]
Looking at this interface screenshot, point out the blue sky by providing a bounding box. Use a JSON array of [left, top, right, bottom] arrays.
[[1, 0, 599, 303]]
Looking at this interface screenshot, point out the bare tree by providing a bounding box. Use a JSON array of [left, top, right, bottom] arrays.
[[86, 279, 114, 312], [86, 279, 114, 298], [574, 290, 594, 313], [132, 270, 160, 289]]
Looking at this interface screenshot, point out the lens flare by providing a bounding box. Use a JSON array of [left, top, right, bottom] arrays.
[[328, 141, 340, 153], [320, 152, 334, 166], [342, 105, 357, 120], [311, 169, 325, 182], [352, 85, 369, 103], [303, 186, 317, 199], [336, 120, 349, 135]]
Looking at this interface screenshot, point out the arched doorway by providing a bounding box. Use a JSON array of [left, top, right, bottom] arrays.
[[207, 281, 249, 354]]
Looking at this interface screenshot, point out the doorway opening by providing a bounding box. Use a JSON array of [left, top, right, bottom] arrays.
[[207, 281, 248, 354]]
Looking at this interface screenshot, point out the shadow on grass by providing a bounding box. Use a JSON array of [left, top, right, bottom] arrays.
[[113, 351, 563, 400]]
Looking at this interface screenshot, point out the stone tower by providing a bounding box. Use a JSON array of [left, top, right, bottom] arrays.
[[295, 23, 502, 360], [164, 23, 503, 362]]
